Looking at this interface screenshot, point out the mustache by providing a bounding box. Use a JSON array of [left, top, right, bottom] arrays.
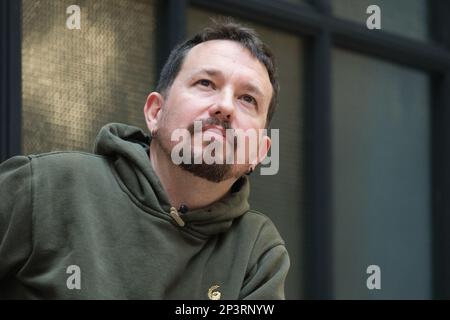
[[187, 117, 232, 135]]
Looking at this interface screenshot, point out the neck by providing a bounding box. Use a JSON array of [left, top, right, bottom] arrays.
[[149, 142, 235, 210]]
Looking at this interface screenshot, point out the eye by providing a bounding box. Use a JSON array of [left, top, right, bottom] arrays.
[[196, 79, 214, 88], [241, 94, 257, 106]]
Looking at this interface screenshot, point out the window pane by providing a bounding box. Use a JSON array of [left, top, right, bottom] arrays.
[[332, 0, 429, 42], [332, 48, 431, 299], [188, 7, 305, 299], [22, 0, 156, 153]]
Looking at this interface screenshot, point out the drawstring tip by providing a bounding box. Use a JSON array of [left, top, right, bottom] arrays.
[[169, 207, 185, 227]]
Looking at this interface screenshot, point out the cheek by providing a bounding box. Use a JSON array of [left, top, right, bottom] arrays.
[[159, 108, 191, 143], [234, 118, 264, 133], [166, 96, 199, 126]]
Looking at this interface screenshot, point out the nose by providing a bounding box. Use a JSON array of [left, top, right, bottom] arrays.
[[208, 88, 235, 122]]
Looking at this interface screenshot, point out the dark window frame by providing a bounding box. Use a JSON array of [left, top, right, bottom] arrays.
[[0, 0, 21, 163], [430, 0, 450, 300], [1, 0, 449, 299]]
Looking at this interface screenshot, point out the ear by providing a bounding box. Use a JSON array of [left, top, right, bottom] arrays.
[[256, 134, 271, 166], [143, 92, 164, 133]]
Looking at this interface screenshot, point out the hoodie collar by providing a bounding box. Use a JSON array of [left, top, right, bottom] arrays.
[[94, 123, 250, 236]]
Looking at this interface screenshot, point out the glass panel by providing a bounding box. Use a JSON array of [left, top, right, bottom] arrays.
[[332, 0, 429, 42], [332, 48, 431, 299], [188, 7, 305, 299], [22, 0, 156, 153]]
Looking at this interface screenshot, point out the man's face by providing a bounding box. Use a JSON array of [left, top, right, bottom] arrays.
[[148, 39, 273, 182]]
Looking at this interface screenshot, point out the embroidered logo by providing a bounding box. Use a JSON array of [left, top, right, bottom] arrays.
[[207, 285, 221, 300]]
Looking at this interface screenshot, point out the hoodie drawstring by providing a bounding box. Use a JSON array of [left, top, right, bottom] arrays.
[[169, 207, 185, 227]]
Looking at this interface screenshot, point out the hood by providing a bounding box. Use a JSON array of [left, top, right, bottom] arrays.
[[93, 123, 251, 236]]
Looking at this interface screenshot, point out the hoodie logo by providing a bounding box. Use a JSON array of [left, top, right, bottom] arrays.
[[208, 285, 221, 300]]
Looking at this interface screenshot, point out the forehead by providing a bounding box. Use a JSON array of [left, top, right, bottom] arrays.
[[181, 40, 272, 92]]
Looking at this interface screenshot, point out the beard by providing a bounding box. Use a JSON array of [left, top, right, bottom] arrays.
[[154, 117, 247, 183], [179, 162, 233, 183]]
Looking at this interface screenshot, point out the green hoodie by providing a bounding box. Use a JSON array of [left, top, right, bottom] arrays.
[[0, 123, 289, 299]]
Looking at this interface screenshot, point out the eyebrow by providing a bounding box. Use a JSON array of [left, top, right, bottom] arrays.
[[190, 68, 265, 99], [189, 68, 221, 80]]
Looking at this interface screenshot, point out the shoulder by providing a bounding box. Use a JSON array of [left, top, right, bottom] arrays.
[[27, 151, 110, 175], [2, 151, 112, 182], [29, 150, 106, 164], [234, 209, 286, 253], [241, 210, 284, 240], [1, 152, 114, 190]]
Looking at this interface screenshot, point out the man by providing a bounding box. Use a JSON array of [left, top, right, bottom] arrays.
[[0, 21, 289, 299]]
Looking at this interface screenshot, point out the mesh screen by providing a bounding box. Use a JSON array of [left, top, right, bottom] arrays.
[[22, 0, 156, 153]]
